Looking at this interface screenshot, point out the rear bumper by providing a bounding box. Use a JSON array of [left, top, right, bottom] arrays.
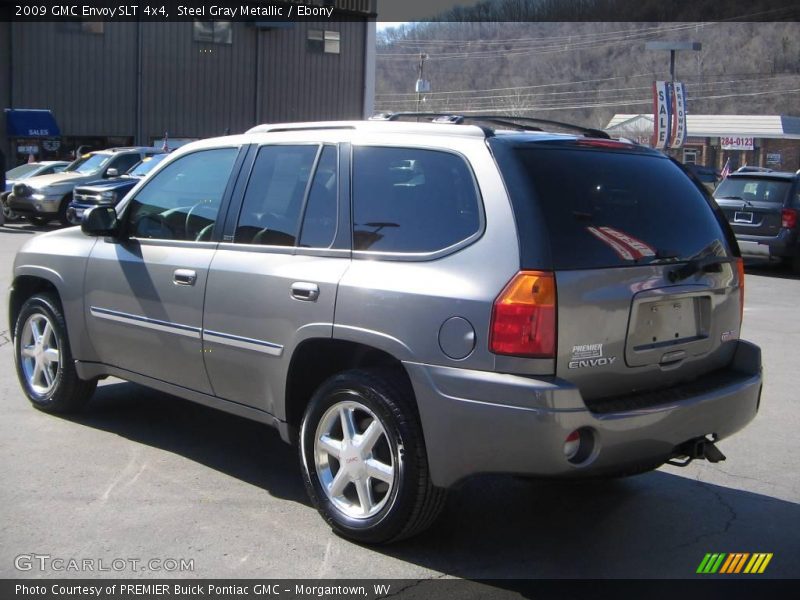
[[736, 230, 799, 259], [407, 340, 762, 487]]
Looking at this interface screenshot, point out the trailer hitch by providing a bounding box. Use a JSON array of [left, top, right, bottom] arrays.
[[667, 435, 727, 467]]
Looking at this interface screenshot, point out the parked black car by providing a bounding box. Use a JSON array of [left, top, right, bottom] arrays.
[[66, 153, 168, 224], [714, 168, 800, 272]]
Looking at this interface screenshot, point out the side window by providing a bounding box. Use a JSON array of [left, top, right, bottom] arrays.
[[352, 147, 481, 253], [234, 145, 319, 246], [299, 146, 338, 248], [127, 148, 238, 241], [109, 153, 140, 175]]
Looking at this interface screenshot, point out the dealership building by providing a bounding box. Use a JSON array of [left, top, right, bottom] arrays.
[[0, 1, 376, 166], [606, 114, 800, 173]]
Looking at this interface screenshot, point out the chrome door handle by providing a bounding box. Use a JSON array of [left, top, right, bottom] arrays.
[[173, 269, 197, 286], [291, 282, 319, 301]]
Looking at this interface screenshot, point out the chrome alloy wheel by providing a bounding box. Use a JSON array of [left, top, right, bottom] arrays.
[[19, 313, 61, 395], [314, 399, 396, 519]]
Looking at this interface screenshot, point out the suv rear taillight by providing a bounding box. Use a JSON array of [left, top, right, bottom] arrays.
[[490, 271, 556, 357], [781, 208, 797, 229], [736, 257, 745, 326]]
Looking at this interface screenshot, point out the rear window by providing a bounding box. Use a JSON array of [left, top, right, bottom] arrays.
[[352, 146, 481, 254], [491, 143, 731, 270], [715, 177, 790, 204]]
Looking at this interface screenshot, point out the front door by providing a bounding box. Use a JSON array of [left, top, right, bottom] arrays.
[[85, 147, 241, 393]]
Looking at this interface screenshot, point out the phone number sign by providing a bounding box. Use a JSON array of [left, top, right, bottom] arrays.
[[721, 136, 754, 150]]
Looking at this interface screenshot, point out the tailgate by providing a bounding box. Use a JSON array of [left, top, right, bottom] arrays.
[[488, 139, 743, 400], [556, 264, 740, 400]]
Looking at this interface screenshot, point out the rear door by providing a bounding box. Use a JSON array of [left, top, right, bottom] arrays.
[[202, 144, 349, 415], [714, 176, 791, 237], [490, 140, 742, 400]]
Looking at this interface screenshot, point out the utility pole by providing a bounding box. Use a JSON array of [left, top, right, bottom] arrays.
[[415, 53, 429, 112]]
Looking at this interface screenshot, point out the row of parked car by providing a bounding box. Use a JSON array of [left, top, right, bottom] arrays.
[[2, 146, 166, 226]]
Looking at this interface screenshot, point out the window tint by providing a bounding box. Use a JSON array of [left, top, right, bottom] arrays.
[[127, 148, 237, 241], [235, 145, 319, 246], [715, 177, 790, 204], [299, 146, 338, 248], [493, 144, 730, 270], [352, 147, 481, 253]]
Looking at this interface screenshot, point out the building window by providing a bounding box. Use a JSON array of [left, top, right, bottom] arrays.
[[683, 148, 699, 164], [308, 29, 340, 54], [193, 21, 232, 44]]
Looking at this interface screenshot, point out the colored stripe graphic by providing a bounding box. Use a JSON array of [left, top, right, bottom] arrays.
[[697, 553, 727, 574], [744, 553, 773, 574], [699, 553, 773, 574]]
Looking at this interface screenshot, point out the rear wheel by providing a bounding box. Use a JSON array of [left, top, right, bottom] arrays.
[[13, 293, 97, 413], [299, 369, 446, 544]]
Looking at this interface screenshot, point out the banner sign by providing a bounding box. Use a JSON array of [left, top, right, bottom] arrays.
[[721, 136, 754, 150], [652, 81, 671, 149], [653, 81, 688, 149], [670, 82, 687, 148]]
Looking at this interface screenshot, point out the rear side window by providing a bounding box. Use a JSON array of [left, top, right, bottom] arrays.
[[493, 144, 731, 270], [715, 177, 791, 204], [352, 146, 481, 253], [235, 145, 319, 246]]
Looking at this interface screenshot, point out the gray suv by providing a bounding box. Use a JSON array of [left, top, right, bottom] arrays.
[[8, 116, 763, 543]]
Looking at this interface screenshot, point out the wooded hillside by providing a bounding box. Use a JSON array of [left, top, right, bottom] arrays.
[[376, 17, 800, 129]]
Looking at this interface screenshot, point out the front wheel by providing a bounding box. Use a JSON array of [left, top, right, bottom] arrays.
[[14, 293, 97, 413], [1, 193, 20, 222], [299, 369, 446, 544]]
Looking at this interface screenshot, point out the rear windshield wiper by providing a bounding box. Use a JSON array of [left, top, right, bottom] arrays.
[[668, 255, 737, 283]]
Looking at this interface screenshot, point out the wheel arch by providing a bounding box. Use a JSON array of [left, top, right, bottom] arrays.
[[8, 272, 64, 338], [283, 338, 415, 444]]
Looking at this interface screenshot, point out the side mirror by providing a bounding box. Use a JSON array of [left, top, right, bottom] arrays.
[[81, 206, 119, 237], [105, 168, 119, 178]]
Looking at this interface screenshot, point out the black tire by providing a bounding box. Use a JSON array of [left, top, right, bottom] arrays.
[[13, 293, 97, 413], [1, 193, 20, 222], [58, 194, 72, 227], [299, 368, 446, 544], [28, 216, 49, 226]]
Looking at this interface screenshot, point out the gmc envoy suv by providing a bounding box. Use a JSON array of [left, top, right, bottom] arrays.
[[9, 115, 763, 543]]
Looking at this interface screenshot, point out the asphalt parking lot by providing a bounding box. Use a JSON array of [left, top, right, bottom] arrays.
[[1, 221, 799, 581]]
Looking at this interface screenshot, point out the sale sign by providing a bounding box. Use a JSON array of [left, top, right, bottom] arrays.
[[670, 82, 687, 148], [652, 81, 671, 149]]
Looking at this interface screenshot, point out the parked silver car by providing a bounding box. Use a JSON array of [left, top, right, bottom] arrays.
[[3, 161, 69, 222], [8, 116, 762, 543]]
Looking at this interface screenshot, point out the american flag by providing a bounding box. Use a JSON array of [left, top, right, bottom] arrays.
[[161, 132, 169, 152], [720, 158, 731, 179]]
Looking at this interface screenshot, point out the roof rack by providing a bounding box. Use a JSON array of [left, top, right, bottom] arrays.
[[369, 112, 611, 139]]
